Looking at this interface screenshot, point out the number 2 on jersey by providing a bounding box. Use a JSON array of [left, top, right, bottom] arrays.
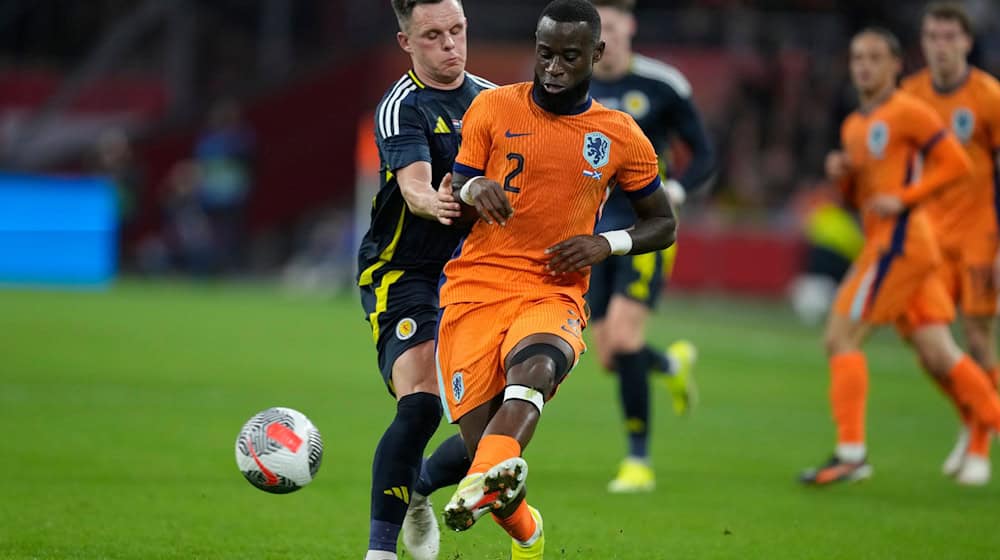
[[503, 153, 524, 193]]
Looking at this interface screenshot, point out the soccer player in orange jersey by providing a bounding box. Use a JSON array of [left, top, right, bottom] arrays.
[[432, 1, 675, 555], [800, 28, 1000, 486], [900, 2, 1000, 486]]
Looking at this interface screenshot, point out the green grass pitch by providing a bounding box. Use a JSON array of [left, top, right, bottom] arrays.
[[2, 281, 999, 559]]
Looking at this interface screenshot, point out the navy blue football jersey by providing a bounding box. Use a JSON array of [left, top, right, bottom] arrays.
[[590, 54, 715, 232], [358, 71, 495, 284]]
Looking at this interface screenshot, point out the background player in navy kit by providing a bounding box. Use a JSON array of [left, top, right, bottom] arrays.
[[357, 1, 495, 559], [588, 0, 717, 493]]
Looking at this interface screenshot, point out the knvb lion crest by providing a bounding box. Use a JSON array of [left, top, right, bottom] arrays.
[[867, 121, 889, 159], [452, 372, 465, 403], [952, 108, 974, 143], [583, 132, 612, 168]]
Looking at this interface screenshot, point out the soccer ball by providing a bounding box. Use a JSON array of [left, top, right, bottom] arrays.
[[235, 407, 323, 494]]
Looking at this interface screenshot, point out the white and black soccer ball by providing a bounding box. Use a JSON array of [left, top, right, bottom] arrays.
[[235, 407, 323, 494]]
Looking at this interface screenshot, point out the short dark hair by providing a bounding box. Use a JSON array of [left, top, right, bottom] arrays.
[[589, 0, 636, 13], [539, 0, 603, 45], [924, 2, 973, 35], [392, 0, 462, 31], [855, 27, 903, 59]]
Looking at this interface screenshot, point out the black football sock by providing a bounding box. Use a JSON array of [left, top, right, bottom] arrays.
[[414, 433, 470, 497], [368, 392, 442, 552], [642, 344, 674, 375], [615, 350, 652, 460]]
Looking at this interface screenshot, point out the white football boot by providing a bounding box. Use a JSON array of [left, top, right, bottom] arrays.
[[956, 454, 991, 486], [942, 426, 970, 477], [402, 492, 440, 560], [443, 457, 528, 532]]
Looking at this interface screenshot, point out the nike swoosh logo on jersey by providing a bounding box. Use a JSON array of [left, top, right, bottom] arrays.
[[505, 130, 532, 138]]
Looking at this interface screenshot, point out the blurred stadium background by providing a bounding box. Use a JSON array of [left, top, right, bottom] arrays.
[[4, 1, 1000, 558], [5, 0, 999, 296]]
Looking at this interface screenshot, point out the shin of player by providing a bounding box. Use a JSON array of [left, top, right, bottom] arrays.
[[435, 2, 676, 556], [802, 28, 1000, 486], [902, 2, 1000, 484]]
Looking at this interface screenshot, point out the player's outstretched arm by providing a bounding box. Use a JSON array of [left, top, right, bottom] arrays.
[[396, 162, 463, 225], [897, 132, 972, 207], [450, 172, 514, 226], [546, 188, 676, 275]]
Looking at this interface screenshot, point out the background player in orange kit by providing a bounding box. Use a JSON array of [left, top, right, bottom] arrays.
[[799, 28, 1000, 486], [900, 1, 1000, 486], [432, 1, 675, 556], [588, 0, 715, 494]]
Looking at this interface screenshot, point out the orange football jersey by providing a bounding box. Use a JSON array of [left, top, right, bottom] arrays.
[[442, 82, 661, 307], [839, 90, 970, 254], [901, 67, 1000, 251]]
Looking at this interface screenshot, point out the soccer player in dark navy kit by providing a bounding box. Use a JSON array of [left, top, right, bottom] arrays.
[[588, 0, 716, 493], [358, 1, 495, 558]]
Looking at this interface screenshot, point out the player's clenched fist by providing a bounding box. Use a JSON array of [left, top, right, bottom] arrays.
[[458, 176, 514, 226], [545, 235, 613, 275], [435, 173, 463, 226]]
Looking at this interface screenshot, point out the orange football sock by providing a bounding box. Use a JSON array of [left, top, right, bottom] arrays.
[[969, 366, 1000, 458], [469, 434, 521, 475], [949, 356, 1000, 431], [830, 351, 868, 445], [492, 500, 538, 543], [990, 366, 1000, 388], [967, 422, 991, 457]]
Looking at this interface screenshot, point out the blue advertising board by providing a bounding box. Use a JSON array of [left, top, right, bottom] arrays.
[[0, 172, 118, 287]]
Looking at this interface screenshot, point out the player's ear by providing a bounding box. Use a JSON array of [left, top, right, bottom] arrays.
[[593, 40, 606, 63], [397, 31, 412, 54], [961, 33, 973, 55], [627, 14, 637, 38]]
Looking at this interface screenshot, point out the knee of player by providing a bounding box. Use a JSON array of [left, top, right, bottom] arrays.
[[509, 355, 558, 396], [913, 339, 958, 376], [506, 342, 573, 400], [603, 332, 642, 356], [823, 331, 849, 357]]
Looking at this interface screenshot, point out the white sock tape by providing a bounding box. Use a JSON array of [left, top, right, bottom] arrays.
[[504, 384, 545, 414], [598, 230, 633, 256]]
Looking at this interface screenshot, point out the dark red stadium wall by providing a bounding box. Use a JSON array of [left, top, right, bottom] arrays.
[[134, 57, 368, 238], [671, 227, 806, 297]]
